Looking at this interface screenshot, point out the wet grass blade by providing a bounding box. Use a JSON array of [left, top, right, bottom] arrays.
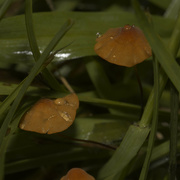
[[0, 11, 175, 65], [25, 0, 67, 92]]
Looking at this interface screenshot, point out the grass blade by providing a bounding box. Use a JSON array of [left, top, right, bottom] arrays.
[[25, 0, 67, 92], [132, 0, 180, 94], [139, 56, 159, 180], [0, 18, 73, 180], [97, 125, 150, 180], [85, 57, 115, 100], [164, 0, 180, 18], [0, 0, 13, 20], [97, 1, 180, 179], [0, 10, 175, 65], [134, 0, 180, 127], [169, 81, 179, 179]]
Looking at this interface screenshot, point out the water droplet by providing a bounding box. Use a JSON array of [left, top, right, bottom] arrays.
[[20, 123, 25, 129], [96, 32, 102, 38], [54, 98, 66, 105], [124, 24, 131, 30], [59, 111, 72, 122]]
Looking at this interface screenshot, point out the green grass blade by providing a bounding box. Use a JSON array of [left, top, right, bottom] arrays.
[[152, 138, 180, 163], [0, 79, 28, 126], [0, 19, 73, 180], [85, 57, 115, 100], [0, 18, 73, 125], [0, 11, 175, 66], [169, 83, 179, 179], [132, 0, 180, 94], [0, 0, 13, 20], [25, 0, 66, 92], [135, 0, 180, 127], [164, 0, 180, 18], [139, 57, 159, 180], [97, 125, 150, 180], [25, 0, 40, 60], [97, 1, 180, 179], [0, 137, 9, 179], [0, 18, 73, 142]]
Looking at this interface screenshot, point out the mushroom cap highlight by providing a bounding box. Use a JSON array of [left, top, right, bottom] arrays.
[[60, 168, 95, 180], [94, 24, 152, 67], [19, 93, 79, 134]]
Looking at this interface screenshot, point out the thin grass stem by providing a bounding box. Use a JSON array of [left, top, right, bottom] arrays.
[[139, 55, 159, 180], [134, 66, 144, 118], [169, 82, 179, 179]]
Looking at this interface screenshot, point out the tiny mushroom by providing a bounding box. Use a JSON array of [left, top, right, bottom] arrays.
[[94, 24, 152, 67], [19, 93, 79, 134], [60, 168, 95, 180]]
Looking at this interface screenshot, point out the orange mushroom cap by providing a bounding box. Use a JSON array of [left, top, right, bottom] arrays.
[[19, 93, 79, 134], [94, 24, 152, 67], [60, 168, 95, 180]]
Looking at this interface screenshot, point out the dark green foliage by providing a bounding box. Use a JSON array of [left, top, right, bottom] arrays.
[[0, 0, 180, 180]]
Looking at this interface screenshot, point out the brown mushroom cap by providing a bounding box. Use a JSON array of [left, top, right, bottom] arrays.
[[19, 93, 79, 134], [94, 24, 152, 67], [60, 168, 95, 180]]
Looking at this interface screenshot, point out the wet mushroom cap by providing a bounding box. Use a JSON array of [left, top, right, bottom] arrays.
[[60, 168, 95, 180], [94, 24, 152, 67], [19, 93, 79, 134]]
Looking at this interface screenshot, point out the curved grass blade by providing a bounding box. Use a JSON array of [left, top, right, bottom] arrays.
[[139, 57, 159, 180], [0, 11, 175, 66], [135, 0, 180, 127], [25, 0, 66, 92], [25, 0, 40, 60], [0, 19, 73, 180], [132, 0, 180, 94], [97, 125, 150, 180], [97, 1, 180, 179], [0, 80, 25, 123]]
